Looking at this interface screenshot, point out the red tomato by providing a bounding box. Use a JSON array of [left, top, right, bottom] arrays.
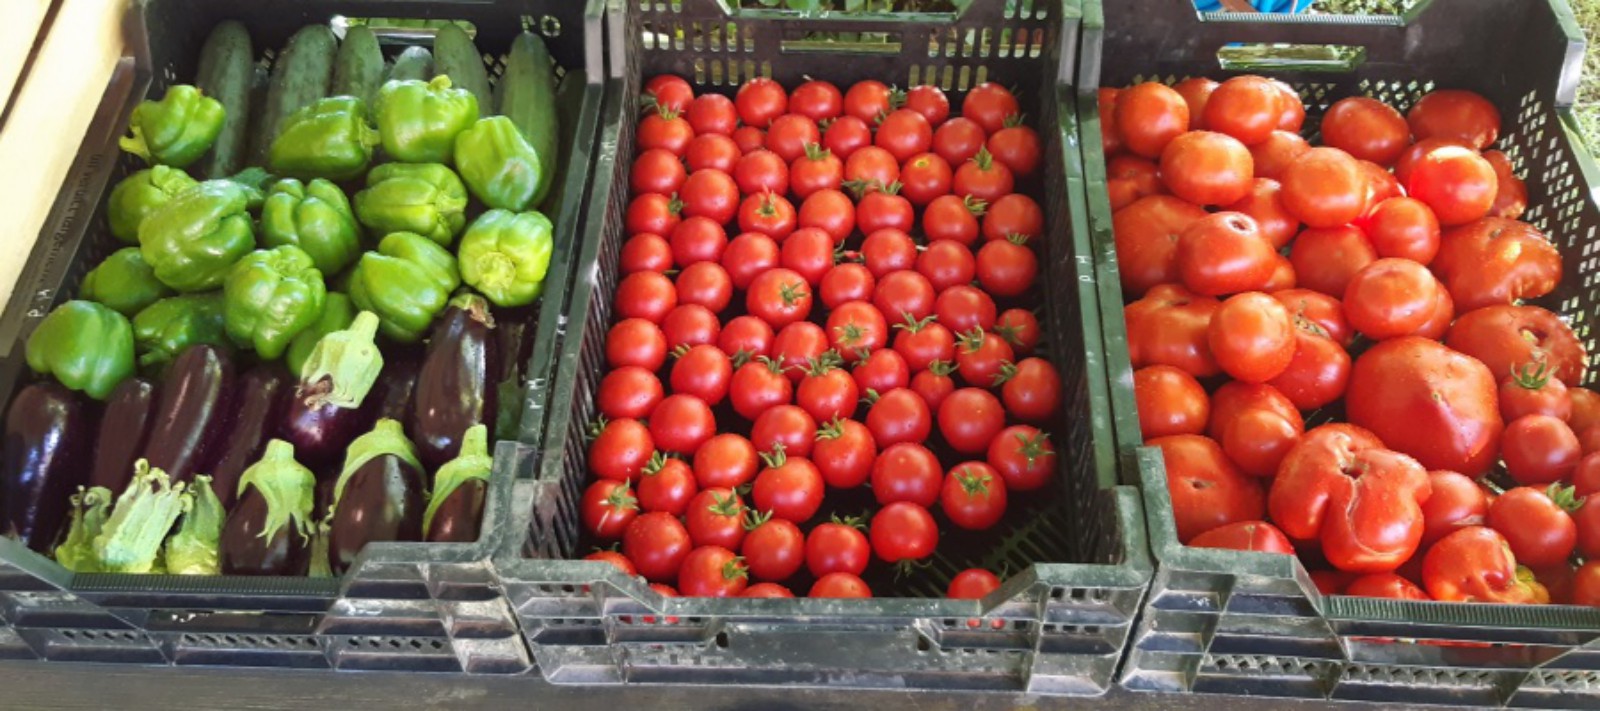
[[1270, 80, 1305, 131], [856, 190, 915, 235], [826, 300, 889, 362], [955, 329, 1014, 388], [988, 424, 1055, 492], [983, 193, 1044, 242], [742, 582, 794, 598], [1573, 562, 1600, 607], [780, 227, 835, 286], [820, 264, 876, 310], [1501, 415, 1581, 485], [798, 188, 857, 243], [1115, 82, 1190, 158], [686, 93, 738, 136], [751, 404, 818, 459], [1359, 159, 1403, 207], [679, 168, 740, 224], [1206, 382, 1301, 441], [987, 124, 1041, 178], [661, 304, 720, 350], [844, 145, 900, 189], [598, 366, 663, 420], [1488, 486, 1578, 568], [1106, 155, 1166, 211], [621, 233, 673, 274], [942, 462, 1008, 531], [747, 267, 813, 328], [1249, 130, 1311, 181], [582, 479, 638, 540], [1319, 97, 1410, 166], [678, 545, 748, 597], [1266, 327, 1351, 411], [812, 417, 877, 489], [1288, 225, 1376, 297], [899, 152, 953, 206], [650, 394, 715, 455], [904, 85, 950, 126], [736, 77, 788, 127], [910, 361, 958, 411], [734, 149, 789, 196], [1408, 145, 1496, 226], [1177, 212, 1278, 297], [1359, 196, 1441, 264], [923, 194, 984, 245], [1484, 149, 1528, 219], [871, 442, 943, 507], [764, 113, 820, 163], [810, 572, 872, 598], [693, 433, 759, 489], [1203, 76, 1282, 146], [1124, 283, 1222, 378], [938, 387, 1005, 455], [733, 126, 765, 153], [752, 448, 824, 523], [638, 107, 694, 156], [1423, 526, 1542, 603], [631, 148, 686, 195], [628, 193, 682, 237], [807, 521, 870, 577], [998, 357, 1061, 423], [870, 502, 939, 562], [1160, 130, 1254, 206], [1150, 434, 1266, 543], [933, 117, 988, 165], [1134, 365, 1210, 439], [1344, 573, 1430, 600], [771, 321, 829, 383], [721, 232, 780, 291], [729, 356, 792, 421], [637, 454, 698, 515], [953, 148, 1015, 202], [742, 516, 805, 582], [789, 144, 844, 199], [823, 115, 873, 159], [1407, 89, 1501, 150], [861, 228, 918, 278], [1421, 470, 1488, 546], [670, 344, 732, 405], [1346, 337, 1504, 476], [843, 80, 895, 123], [873, 270, 936, 322], [1445, 305, 1585, 388], [718, 315, 774, 360], [934, 285, 998, 335], [585, 550, 635, 576], [669, 216, 728, 268], [1113, 195, 1208, 296], [1433, 218, 1562, 313], [916, 239, 977, 292], [790, 79, 843, 121], [1208, 292, 1296, 383], [876, 109, 933, 163], [1577, 498, 1600, 559], [645, 75, 692, 111], [947, 569, 1002, 600], [1499, 362, 1572, 422], [1189, 520, 1294, 554], [623, 512, 693, 583], [1271, 289, 1351, 347], [590, 417, 654, 483], [606, 318, 668, 372], [1225, 178, 1298, 249], [1220, 408, 1302, 478], [1280, 147, 1367, 228], [892, 316, 955, 373], [975, 237, 1037, 298], [1342, 258, 1443, 340], [962, 82, 1020, 134], [867, 387, 932, 447], [852, 348, 911, 394], [1171, 77, 1218, 128]]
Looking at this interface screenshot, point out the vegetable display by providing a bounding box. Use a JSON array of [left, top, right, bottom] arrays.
[[578, 74, 1060, 600], [3, 19, 571, 578], [1103, 76, 1600, 606]]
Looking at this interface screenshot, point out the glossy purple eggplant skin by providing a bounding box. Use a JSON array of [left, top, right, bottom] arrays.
[[328, 454, 424, 574], [219, 489, 309, 576], [140, 344, 235, 483], [208, 365, 292, 508], [425, 479, 486, 543], [410, 296, 499, 470], [3, 382, 91, 551], [368, 347, 421, 424], [88, 377, 157, 492], [279, 386, 374, 476]]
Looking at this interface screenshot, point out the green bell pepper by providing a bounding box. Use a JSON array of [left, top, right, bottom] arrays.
[[376, 75, 480, 164], [132, 293, 230, 368], [352, 163, 468, 246], [286, 292, 355, 377], [261, 178, 362, 275], [268, 96, 380, 181], [80, 248, 174, 317], [348, 231, 460, 342], [223, 246, 327, 360], [119, 85, 225, 168], [453, 116, 548, 211], [138, 180, 256, 293], [25, 300, 136, 400], [457, 209, 554, 307], [107, 167, 199, 244]]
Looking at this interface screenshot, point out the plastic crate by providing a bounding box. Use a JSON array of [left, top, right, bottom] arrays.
[[1076, 0, 1600, 706], [492, 0, 1152, 695], [0, 0, 608, 674]]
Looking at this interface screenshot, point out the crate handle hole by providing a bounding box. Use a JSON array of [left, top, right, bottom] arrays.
[[1217, 44, 1367, 73], [714, 631, 729, 649]]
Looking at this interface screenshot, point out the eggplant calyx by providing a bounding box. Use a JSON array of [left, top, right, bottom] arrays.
[[332, 418, 423, 509], [299, 310, 385, 409], [165, 474, 225, 575], [237, 439, 317, 545], [55, 487, 114, 573], [423, 424, 492, 538], [449, 292, 496, 328], [93, 460, 189, 574]]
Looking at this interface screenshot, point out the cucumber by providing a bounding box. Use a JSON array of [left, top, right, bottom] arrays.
[[432, 23, 492, 112], [332, 25, 385, 108], [387, 45, 434, 84], [193, 21, 254, 179], [497, 32, 559, 206], [540, 66, 586, 212], [249, 25, 337, 167]]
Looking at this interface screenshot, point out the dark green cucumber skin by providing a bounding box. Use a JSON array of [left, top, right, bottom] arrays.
[[431, 24, 492, 112], [194, 21, 255, 179], [249, 25, 337, 167], [497, 32, 560, 206], [333, 25, 385, 108], [386, 45, 434, 84]]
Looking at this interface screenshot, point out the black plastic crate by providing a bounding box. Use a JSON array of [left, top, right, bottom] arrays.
[[492, 0, 1152, 694], [0, 0, 608, 673], [1076, 0, 1600, 706]]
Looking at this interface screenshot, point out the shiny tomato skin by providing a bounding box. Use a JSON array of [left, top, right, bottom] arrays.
[[995, 309, 1040, 354], [861, 228, 919, 278], [947, 568, 1002, 600], [999, 357, 1061, 423], [1271, 288, 1352, 348], [874, 270, 937, 323], [780, 227, 836, 286], [678, 545, 749, 597], [583, 479, 638, 540], [823, 115, 873, 160], [589, 417, 654, 483], [853, 348, 911, 394], [736, 77, 789, 127], [650, 394, 716, 455], [1346, 337, 1504, 476], [1423, 526, 1542, 603], [962, 82, 1020, 134], [1500, 414, 1582, 485], [1407, 89, 1501, 150], [637, 456, 699, 516], [1408, 146, 1497, 226], [598, 366, 663, 420], [1422, 470, 1489, 546], [1220, 408, 1302, 478], [904, 85, 950, 126], [631, 148, 687, 195], [1124, 283, 1222, 378], [1249, 130, 1311, 181], [718, 315, 774, 361], [751, 404, 819, 459], [983, 193, 1044, 242], [916, 239, 977, 293], [765, 113, 821, 163], [1150, 434, 1266, 543], [733, 126, 765, 154], [987, 124, 1041, 178], [932, 117, 987, 166], [752, 453, 825, 523], [742, 518, 805, 582], [1106, 155, 1166, 211], [1159, 130, 1254, 206], [747, 268, 813, 329], [797, 363, 860, 423], [1359, 197, 1441, 264], [1225, 178, 1298, 249], [806, 522, 870, 577], [811, 572, 872, 598], [1445, 305, 1585, 388], [721, 232, 781, 291], [1172, 77, 1218, 129], [1207, 292, 1296, 383], [1281, 147, 1367, 229], [628, 193, 682, 238], [867, 387, 933, 447], [1288, 225, 1377, 298], [1113, 195, 1208, 296], [1266, 327, 1351, 411], [870, 502, 939, 563], [621, 233, 673, 274], [1203, 76, 1283, 146], [923, 194, 983, 245], [1342, 258, 1442, 341], [938, 387, 1006, 455], [987, 425, 1055, 492], [812, 417, 877, 489], [771, 321, 830, 383], [844, 80, 895, 123], [686, 93, 738, 136], [680, 168, 741, 224], [1499, 364, 1572, 422], [789, 79, 843, 121], [1189, 520, 1294, 554], [875, 109, 934, 163], [1206, 381, 1304, 445], [1320, 97, 1410, 166], [941, 462, 1008, 531], [1134, 365, 1210, 439], [671, 344, 733, 405], [825, 299, 889, 361], [899, 152, 952, 207], [1433, 218, 1563, 314], [790, 146, 844, 199], [693, 433, 759, 490], [661, 304, 720, 350], [1345, 573, 1430, 600], [798, 188, 857, 244], [1115, 82, 1190, 158], [975, 238, 1038, 298], [685, 133, 741, 173], [1488, 486, 1577, 568], [871, 442, 943, 507], [820, 264, 876, 310], [1484, 149, 1528, 219], [623, 512, 693, 583], [1176, 212, 1278, 297], [607, 318, 668, 372], [729, 358, 792, 421], [934, 285, 998, 335]]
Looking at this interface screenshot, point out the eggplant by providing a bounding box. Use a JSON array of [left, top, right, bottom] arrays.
[[220, 440, 314, 576], [140, 344, 235, 483], [424, 424, 491, 543], [88, 378, 157, 492], [328, 419, 425, 574], [411, 294, 499, 470], [279, 312, 385, 473], [368, 346, 421, 424], [3, 382, 92, 551], [208, 365, 292, 508]]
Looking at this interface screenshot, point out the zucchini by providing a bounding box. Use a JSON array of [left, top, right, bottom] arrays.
[[249, 25, 337, 167], [431, 24, 492, 112], [193, 21, 255, 179], [332, 25, 385, 108], [387, 46, 434, 84], [497, 32, 559, 206]]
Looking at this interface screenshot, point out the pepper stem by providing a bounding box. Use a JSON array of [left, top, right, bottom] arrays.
[[423, 424, 493, 539], [164, 475, 224, 575], [55, 487, 114, 573], [300, 310, 385, 409], [93, 460, 189, 574], [237, 440, 318, 545]]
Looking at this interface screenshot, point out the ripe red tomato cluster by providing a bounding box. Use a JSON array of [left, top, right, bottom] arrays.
[[1106, 76, 1600, 606], [582, 74, 1064, 600]]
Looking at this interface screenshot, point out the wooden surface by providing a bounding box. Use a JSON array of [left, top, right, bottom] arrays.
[[0, 0, 127, 307], [0, 0, 56, 115]]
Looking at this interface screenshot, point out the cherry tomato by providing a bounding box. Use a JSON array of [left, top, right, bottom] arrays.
[[856, 190, 915, 235], [998, 357, 1061, 423], [631, 148, 686, 195], [826, 300, 889, 362], [892, 316, 955, 372], [976, 237, 1038, 298], [1288, 225, 1376, 297], [765, 113, 821, 163], [916, 239, 977, 292], [686, 93, 738, 136], [1106, 155, 1166, 211], [650, 394, 715, 455], [1408, 145, 1496, 226], [923, 194, 984, 245], [644, 75, 693, 112], [910, 360, 958, 411], [678, 545, 748, 597], [733, 126, 765, 154], [790, 79, 843, 121], [867, 387, 933, 447], [995, 309, 1039, 355], [1319, 97, 1410, 166], [947, 568, 1002, 600], [935, 285, 998, 335], [823, 115, 873, 159], [873, 270, 936, 322], [955, 329, 1014, 388], [780, 227, 836, 285], [721, 232, 781, 291], [1149, 434, 1265, 542], [953, 147, 1015, 202], [693, 433, 759, 489], [670, 344, 733, 406], [812, 417, 877, 489], [686, 487, 746, 550], [942, 462, 1008, 531], [1113, 195, 1208, 296], [736, 77, 788, 127], [661, 304, 720, 350], [933, 117, 988, 166], [1343, 258, 1442, 340], [1160, 130, 1253, 206], [639, 106, 694, 156], [1134, 365, 1209, 439], [679, 168, 740, 224], [861, 228, 918, 277], [585, 550, 636, 576], [1176, 212, 1277, 297], [899, 152, 953, 206], [627, 193, 682, 237], [1573, 562, 1600, 607], [1501, 414, 1581, 485], [623, 512, 693, 583], [870, 442, 943, 507], [807, 521, 871, 577], [747, 267, 813, 328], [843, 80, 895, 123], [962, 82, 1020, 134], [752, 448, 825, 523], [820, 264, 876, 310], [598, 366, 663, 420], [742, 516, 805, 582], [871, 502, 939, 563], [853, 348, 911, 394], [1281, 147, 1367, 229], [904, 85, 950, 126], [1249, 130, 1311, 181], [637, 454, 698, 515], [845, 146, 900, 189], [583, 479, 639, 540], [798, 188, 857, 243], [751, 404, 818, 459], [810, 572, 872, 598], [987, 425, 1056, 492], [590, 417, 654, 482], [983, 193, 1044, 242], [1407, 89, 1501, 150], [729, 356, 792, 421], [876, 109, 933, 163], [1488, 486, 1577, 568], [620, 233, 672, 275], [771, 321, 829, 382], [790, 144, 844, 199], [1189, 520, 1294, 554], [938, 387, 1005, 455], [606, 318, 667, 372], [719, 315, 774, 360], [734, 149, 789, 197], [1115, 82, 1189, 158], [987, 123, 1041, 178]]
